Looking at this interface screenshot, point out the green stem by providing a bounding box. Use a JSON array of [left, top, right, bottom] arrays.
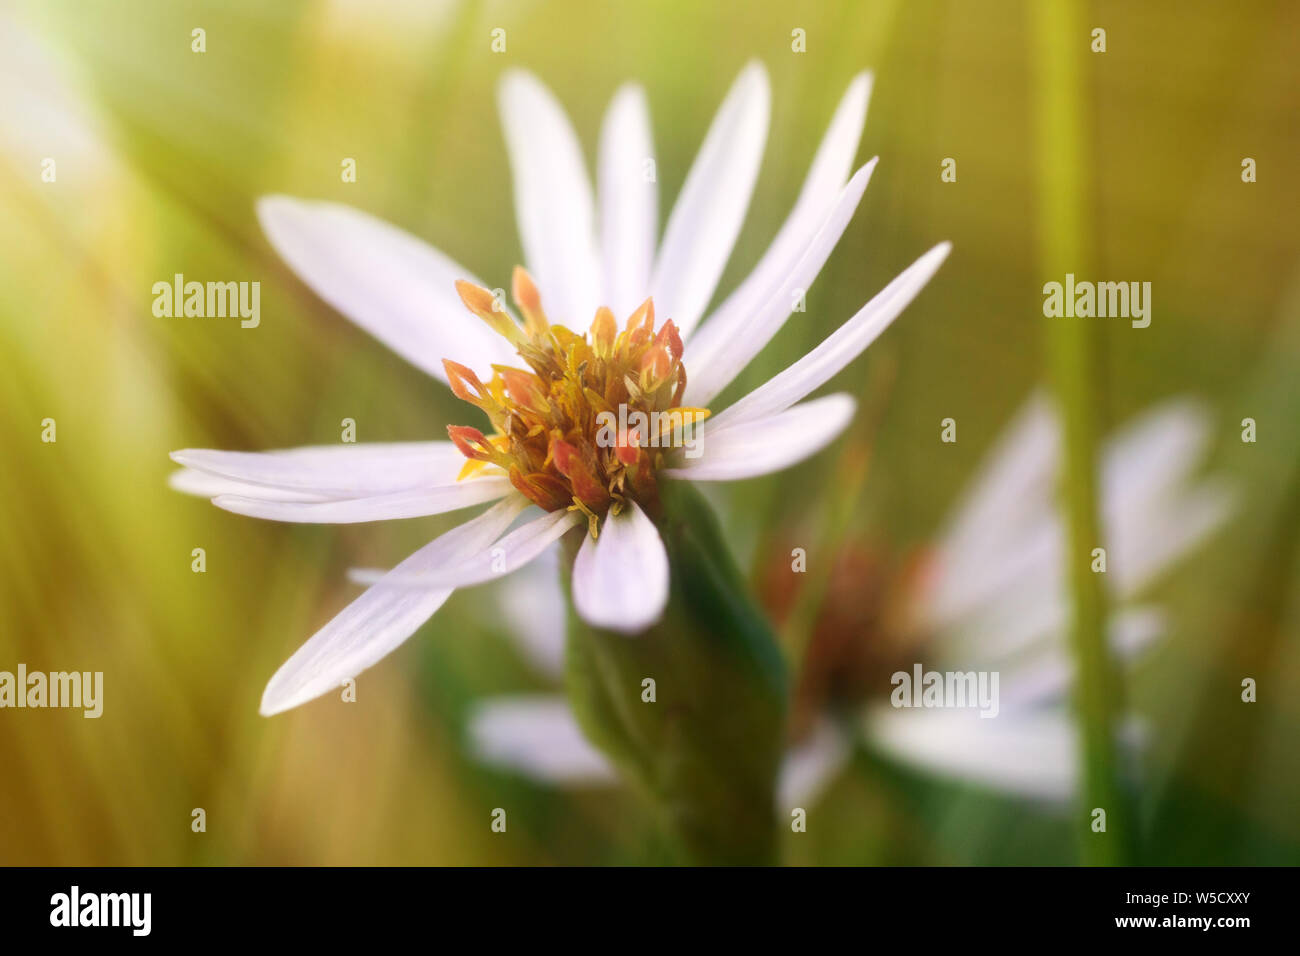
[[1030, 1, 1130, 864], [562, 482, 788, 865]]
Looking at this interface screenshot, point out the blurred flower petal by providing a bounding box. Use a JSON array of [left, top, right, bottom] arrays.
[[864, 705, 1079, 801], [777, 718, 851, 809], [1102, 398, 1212, 514], [499, 544, 568, 680], [992, 607, 1165, 711], [923, 395, 1059, 618], [866, 706, 1150, 802], [920, 395, 1231, 630], [1109, 480, 1236, 597], [468, 695, 617, 784], [924, 512, 1060, 633]]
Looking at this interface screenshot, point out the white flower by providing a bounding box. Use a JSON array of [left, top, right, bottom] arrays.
[[170, 63, 949, 717], [468, 394, 1232, 805], [866, 393, 1233, 800]]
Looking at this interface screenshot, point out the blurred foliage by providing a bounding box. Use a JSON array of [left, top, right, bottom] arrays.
[[0, 0, 1297, 864]]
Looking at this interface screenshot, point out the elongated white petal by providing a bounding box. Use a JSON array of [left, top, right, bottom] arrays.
[[924, 476, 1230, 638], [930, 585, 1067, 668], [215, 476, 511, 524], [796, 72, 872, 204], [922, 512, 1059, 632], [598, 84, 657, 319], [740, 72, 871, 288], [168, 468, 330, 503], [993, 608, 1165, 712], [865, 706, 1077, 800], [571, 501, 669, 634], [650, 63, 770, 339], [664, 393, 855, 482], [684, 161, 877, 405], [924, 395, 1058, 601], [1102, 399, 1211, 516], [684, 71, 873, 388], [1108, 480, 1235, 597], [257, 197, 515, 381], [467, 695, 618, 784], [709, 242, 951, 430], [499, 544, 567, 680], [499, 70, 601, 323], [348, 508, 581, 587], [865, 706, 1147, 802], [777, 719, 851, 809], [170, 442, 466, 497], [259, 496, 529, 716], [918, 394, 1227, 630]]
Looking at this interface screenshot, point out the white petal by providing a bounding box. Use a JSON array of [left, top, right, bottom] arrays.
[[992, 608, 1165, 711], [467, 695, 617, 785], [743, 72, 871, 283], [708, 242, 951, 431], [683, 161, 877, 406], [789, 72, 872, 217], [663, 393, 856, 482], [1101, 401, 1232, 595], [916, 394, 1229, 630], [348, 508, 581, 587], [684, 71, 873, 390], [922, 394, 1059, 610], [777, 718, 851, 809], [570, 501, 669, 634], [499, 70, 601, 323], [499, 544, 568, 680], [1102, 399, 1212, 516], [598, 84, 657, 319], [256, 197, 516, 381], [168, 468, 330, 503], [1108, 480, 1235, 597], [923, 476, 1229, 653], [170, 442, 466, 497], [930, 585, 1067, 669], [863, 705, 1079, 801], [259, 496, 529, 716], [649, 62, 770, 339], [214, 476, 512, 524], [866, 705, 1149, 802], [921, 504, 1061, 632]]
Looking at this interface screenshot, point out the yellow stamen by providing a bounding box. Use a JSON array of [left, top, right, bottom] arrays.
[[445, 271, 710, 527]]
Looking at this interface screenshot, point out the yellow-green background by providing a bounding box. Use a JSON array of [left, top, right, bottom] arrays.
[[1, 0, 1297, 864]]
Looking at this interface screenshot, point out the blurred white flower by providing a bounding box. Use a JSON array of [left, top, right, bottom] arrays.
[[469, 394, 1233, 805], [170, 64, 949, 716], [866, 394, 1233, 799]]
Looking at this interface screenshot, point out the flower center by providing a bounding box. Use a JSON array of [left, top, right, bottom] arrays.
[[445, 267, 709, 536]]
